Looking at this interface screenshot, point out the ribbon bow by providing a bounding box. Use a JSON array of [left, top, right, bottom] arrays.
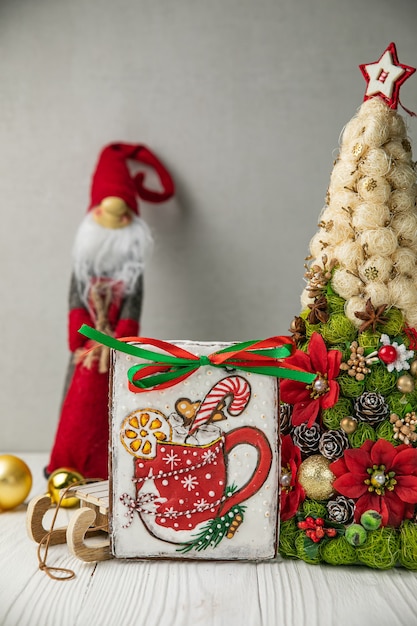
[[79, 325, 315, 392]]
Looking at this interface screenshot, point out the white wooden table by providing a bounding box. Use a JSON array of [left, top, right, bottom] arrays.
[[1, 453, 417, 626]]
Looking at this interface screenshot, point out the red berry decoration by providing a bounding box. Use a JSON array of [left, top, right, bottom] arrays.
[[378, 345, 397, 364]]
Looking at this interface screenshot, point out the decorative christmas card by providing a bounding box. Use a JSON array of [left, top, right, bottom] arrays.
[[79, 326, 314, 561], [109, 341, 279, 560]]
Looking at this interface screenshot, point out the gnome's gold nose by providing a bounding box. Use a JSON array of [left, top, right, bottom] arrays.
[[93, 196, 133, 229]]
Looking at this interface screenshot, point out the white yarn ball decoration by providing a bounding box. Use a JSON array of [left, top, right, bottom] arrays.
[[358, 148, 390, 177], [389, 189, 415, 214], [388, 276, 417, 310], [352, 202, 391, 230], [359, 228, 398, 257], [386, 163, 416, 191], [364, 282, 391, 308], [344, 296, 367, 327], [392, 248, 417, 277], [358, 256, 392, 284], [331, 269, 362, 300], [333, 240, 364, 271]]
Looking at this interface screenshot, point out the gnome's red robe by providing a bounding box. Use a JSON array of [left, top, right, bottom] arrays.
[[47, 274, 143, 479]]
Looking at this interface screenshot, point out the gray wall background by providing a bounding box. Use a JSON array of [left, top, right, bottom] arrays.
[[2, 0, 417, 452]]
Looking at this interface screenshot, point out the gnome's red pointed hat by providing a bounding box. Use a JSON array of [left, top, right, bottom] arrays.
[[89, 143, 175, 214]]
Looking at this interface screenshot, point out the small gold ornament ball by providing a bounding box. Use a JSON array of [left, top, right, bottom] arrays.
[[289, 318, 298, 332], [410, 360, 417, 377], [397, 374, 415, 394], [297, 455, 335, 500], [47, 468, 84, 508], [340, 416, 358, 435], [0, 455, 32, 510]]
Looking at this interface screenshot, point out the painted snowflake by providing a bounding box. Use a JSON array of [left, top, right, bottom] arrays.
[[181, 475, 199, 491], [194, 498, 210, 512], [163, 451, 180, 470], [164, 506, 178, 519], [202, 449, 217, 464]]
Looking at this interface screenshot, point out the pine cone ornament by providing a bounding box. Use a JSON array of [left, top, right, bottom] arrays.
[[292, 423, 321, 456], [318, 429, 349, 460], [326, 495, 355, 524], [280, 403, 293, 435], [354, 392, 390, 424]]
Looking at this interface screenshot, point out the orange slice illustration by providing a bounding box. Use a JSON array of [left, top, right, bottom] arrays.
[[120, 409, 172, 458]]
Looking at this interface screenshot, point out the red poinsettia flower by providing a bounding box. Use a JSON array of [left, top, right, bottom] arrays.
[[280, 434, 305, 521], [330, 438, 417, 527], [280, 332, 341, 427]]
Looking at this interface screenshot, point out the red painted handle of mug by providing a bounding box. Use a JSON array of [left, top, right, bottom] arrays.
[[218, 426, 272, 517]]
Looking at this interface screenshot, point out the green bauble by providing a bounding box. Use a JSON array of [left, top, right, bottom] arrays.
[[360, 510, 382, 531], [356, 528, 400, 570], [345, 524, 367, 546], [320, 537, 358, 565], [399, 521, 417, 570], [322, 397, 353, 430], [348, 423, 377, 448], [338, 374, 365, 398], [365, 365, 397, 395], [321, 314, 356, 345], [382, 307, 404, 336], [279, 519, 299, 559]]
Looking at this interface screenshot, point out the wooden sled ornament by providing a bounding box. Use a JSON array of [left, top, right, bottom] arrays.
[[27, 480, 112, 562]]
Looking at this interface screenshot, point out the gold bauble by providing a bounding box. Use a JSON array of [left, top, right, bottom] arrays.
[[410, 360, 417, 377], [47, 468, 84, 508], [0, 455, 32, 510], [397, 374, 415, 394], [297, 455, 335, 500], [340, 416, 358, 434]]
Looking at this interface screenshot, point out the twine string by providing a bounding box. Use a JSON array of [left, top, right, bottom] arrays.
[[37, 478, 106, 581]]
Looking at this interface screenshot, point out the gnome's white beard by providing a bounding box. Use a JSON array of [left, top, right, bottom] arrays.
[[72, 212, 153, 306]]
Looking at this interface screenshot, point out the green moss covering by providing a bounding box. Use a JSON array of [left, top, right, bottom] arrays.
[[338, 374, 365, 398], [358, 331, 381, 351], [376, 420, 399, 445], [321, 314, 357, 345], [302, 500, 327, 518], [356, 528, 400, 569], [365, 365, 397, 395], [278, 519, 299, 559], [322, 397, 354, 429], [399, 521, 417, 570], [326, 294, 346, 314], [382, 308, 404, 336], [348, 423, 377, 448], [320, 536, 358, 565], [387, 392, 409, 417]]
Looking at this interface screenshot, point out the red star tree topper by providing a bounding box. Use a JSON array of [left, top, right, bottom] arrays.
[[359, 42, 415, 109]]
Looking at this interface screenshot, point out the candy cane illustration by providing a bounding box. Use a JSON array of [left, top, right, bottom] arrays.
[[188, 376, 251, 435]]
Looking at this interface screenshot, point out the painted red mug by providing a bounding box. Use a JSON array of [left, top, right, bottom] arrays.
[[134, 426, 272, 542]]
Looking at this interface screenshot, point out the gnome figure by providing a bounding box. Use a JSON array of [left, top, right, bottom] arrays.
[[279, 44, 417, 570], [47, 143, 175, 479]]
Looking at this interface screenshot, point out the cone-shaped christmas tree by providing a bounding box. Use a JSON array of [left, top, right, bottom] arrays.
[[279, 43, 417, 569]]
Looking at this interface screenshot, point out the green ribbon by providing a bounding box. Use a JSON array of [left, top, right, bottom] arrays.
[[79, 324, 316, 391]]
